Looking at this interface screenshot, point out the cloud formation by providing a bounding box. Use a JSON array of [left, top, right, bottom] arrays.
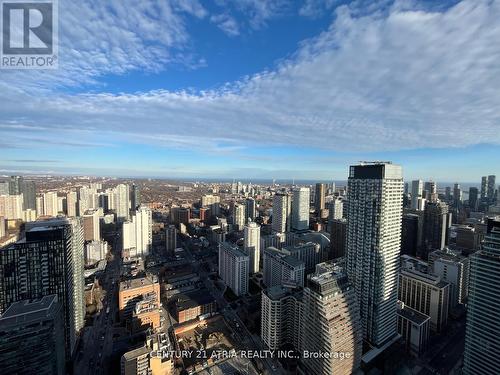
[[1, 0, 500, 157]]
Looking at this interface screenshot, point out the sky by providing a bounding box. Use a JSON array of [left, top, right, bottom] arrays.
[[0, 0, 499, 182]]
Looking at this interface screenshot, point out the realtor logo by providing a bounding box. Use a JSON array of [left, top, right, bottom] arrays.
[[1, 0, 58, 68]]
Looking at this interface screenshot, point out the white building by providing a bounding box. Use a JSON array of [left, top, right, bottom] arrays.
[[272, 192, 291, 233], [114, 184, 130, 222], [346, 162, 403, 347], [42, 191, 59, 217], [291, 187, 310, 231], [263, 247, 305, 288], [231, 202, 245, 231], [66, 191, 77, 217], [411, 179, 423, 210], [133, 206, 152, 258], [261, 286, 303, 351], [83, 209, 100, 242], [301, 262, 363, 375], [328, 197, 343, 221], [244, 221, 261, 273], [0, 194, 23, 220], [218, 242, 249, 296], [85, 240, 108, 266]]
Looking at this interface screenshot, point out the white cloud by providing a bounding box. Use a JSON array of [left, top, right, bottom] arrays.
[[2, 0, 500, 156], [210, 14, 240, 36]]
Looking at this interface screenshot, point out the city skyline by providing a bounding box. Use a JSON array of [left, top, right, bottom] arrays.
[[1, 0, 500, 181]]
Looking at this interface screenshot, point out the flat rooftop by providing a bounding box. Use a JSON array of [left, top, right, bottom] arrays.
[[120, 276, 157, 291], [176, 290, 216, 311], [0, 295, 59, 328], [397, 304, 430, 326]]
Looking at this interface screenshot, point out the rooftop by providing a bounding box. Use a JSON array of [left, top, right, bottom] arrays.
[[120, 275, 158, 291], [0, 295, 60, 328], [176, 289, 216, 311], [397, 303, 430, 326]]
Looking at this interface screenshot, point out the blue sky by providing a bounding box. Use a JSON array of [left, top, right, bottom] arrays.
[[1, 0, 499, 182]]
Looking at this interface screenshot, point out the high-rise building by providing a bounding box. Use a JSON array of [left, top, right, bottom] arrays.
[[402, 213, 420, 256], [282, 242, 322, 273], [245, 197, 256, 221], [84, 240, 107, 265], [21, 180, 36, 210], [261, 286, 303, 351], [114, 184, 130, 222], [218, 242, 249, 296], [0, 194, 23, 220], [301, 262, 363, 375], [0, 218, 85, 358], [468, 187, 479, 211], [8, 176, 22, 195], [272, 192, 291, 233], [231, 202, 245, 231], [0, 181, 8, 195], [83, 209, 100, 242], [263, 247, 305, 288], [66, 191, 77, 217], [43, 191, 59, 217], [134, 206, 152, 257], [0, 295, 65, 375], [411, 180, 423, 210], [201, 194, 220, 207], [346, 162, 403, 347], [399, 258, 450, 333], [315, 183, 326, 214], [396, 301, 430, 357], [330, 218, 347, 259], [244, 221, 261, 273], [463, 219, 500, 375], [328, 197, 343, 222], [165, 225, 177, 253], [423, 181, 437, 202], [292, 187, 310, 231], [0, 216, 5, 238], [480, 176, 487, 199], [130, 183, 141, 213], [487, 175, 496, 201], [453, 183, 462, 207], [429, 249, 469, 308], [422, 200, 450, 259]]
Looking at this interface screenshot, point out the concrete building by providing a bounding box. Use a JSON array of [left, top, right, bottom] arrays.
[[0, 218, 85, 359], [292, 187, 310, 231], [0, 194, 23, 220], [0, 216, 4, 238], [165, 225, 177, 254], [396, 301, 430, 357], [429, 248, 469, 308], [114, 184, 130, 222], [174, 290, 217, 323], [261, 286, 303, 351], [122, 206, 152, 258], [411, 180, 423, 210], [85, 240, 108, 266], [315, 183, 326, 214], [245, 197, 257, 221], [119, 275, 160, 321], [83, 209, 100, 242], [263, 247, 305, 288], [402, 213, 420, 256], [282, 241, 322, 273], [231, 202, 246, 231], [272, 192, 291, 233], [0, 295, 65, 375], [422, 200, 450, 259], [66, 191, 77, 217], [463, 219, 500, 375], [399, 258, 449, 333], [328, 197, 343, 221], [244, 221, 261, 273], [301, 262, 363, 375], [218, 242, 249, 296], [346, 162, 403, 347], [121, 333, 173, 375], [43, 191, 59, 217], [487, 175, 496, 201]]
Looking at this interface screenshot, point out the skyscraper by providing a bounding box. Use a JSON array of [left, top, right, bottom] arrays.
[[21, 180, 36, 210], [315, 183, 326, 214], [134, 206, 152, 257], [245, 197, 256, 221], [480, 176, 487, 199], [487, 175, 496, 201], [218, 242, 249, 296], [0, 295, 65, 375], [244, 221, 261, 273], [468, 187, 478, 211], [301, 262, 362, 375], [411, 180, 423, 210], [114, 183, 130, 222], [0, 218, 85, 358], [165, 225, 177, 253], [66, 191, 77, 217], [231, 202, 245, 231], [328, 197, 343, 221], [272, 192, 291, 233], [463, 219, 500, 374], [43, 191, 59, 217], [422, 200, 450, 259], [263, 247, 305, 288], [130, 183, 141, 213], [292, 187, 310, 231], [346, 162, 403, 347]]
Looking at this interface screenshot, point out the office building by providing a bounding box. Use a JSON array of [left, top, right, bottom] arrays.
[[346, 162, 403, 347], [263, 247, 305, 288], [0, 295, 65, 375], [0, 218, 85, 357], [218, 242, 249, 296], [261, 286, 303, 351], [165, 225, 177, 253], [422, 200, 450, 259], [244, 221, 261, 273], [272, 192, 291, 233], [424, 181, 437, 202], [174, 290, 217, 323], [480, 176, 487, 199], [411, 180, 423, 210], [463, 219, 500, 375], [396, 301, 430, 357], [402, 213, 420, 256], [130, 183, 141, 213], [301, 262, 362, 375], [399, 258, 449, 332], [315, 183, 326, 213], [292, 187, 310, 231], [329, 218, 347, 260], [453, 183, 462, 207]]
